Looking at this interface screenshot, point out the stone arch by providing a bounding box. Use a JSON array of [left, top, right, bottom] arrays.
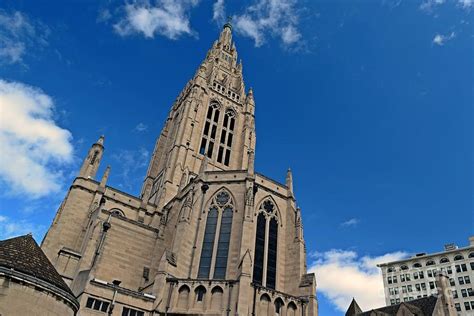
[[259, 293, 271, 315], [109, 208, 125, 218], [204, 187, 237, 212], [177, 284, 190, 309], [440, 257, 450, 264], [194, 285, 207, 309], [210, 286, 224, 311], [454, 254, 464, 261], [274, 297, 284, 315], [255, 196, 282, 226], [287, 301, 297, 316]]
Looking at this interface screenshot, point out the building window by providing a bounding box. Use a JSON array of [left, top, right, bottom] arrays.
[[402, 286, 407, 293], [469, 252, 474, 258], [122, 307, 144, 316], [450, 278, 455, 286], [252, 199, 279, 290], [415, 284, 421, 291], [453, 290, 458, 299], [455, 303, 461, 312], [86, 297, 109, 313], [465, 276, 471, 284], [387, 267, 395, 273], [388, 276, 392, 284], [464, 302, 471, 311], [426, 260, 435, 266], [440, 257, 449, 264], [401, 274, 405, 282], [462, 289, 468, 298], [454, 254, 464, 261], [390, 299, 395, 305], [216, 109, 235, 166], [413, 263, 422, 268], [414, 272, 419, 279], [198, 190, 234, 279], [400, 265, 408, 270], [407, 285, 413, 292], [427, 270, 433, 278], [421, 283, 426, 290], [468, 288, 474, 297], [200, 102, 221, 158], [471, 262, 474, 270], [406, 273, 411, 281], [462, 264, 468, 272], [393, 275, 398, 283], [459, 276, 465, 285], [195, 286, 207, 302], [90, 151, 99, 165], [447, 266, 452, 274], [429, 281, 435, 290]]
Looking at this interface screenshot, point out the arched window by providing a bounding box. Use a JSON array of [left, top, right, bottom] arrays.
[[400, 265, 408, 270], [252, 199, 279, 289], [217, 109, 235, 166], [110, 208, 125, 218], [195, 286, 207, 302], [287, 302, 297, 316], [210, 286, 224, 310], [199, 102, 221, 158], [274, 298, 284, 315], [177, 285, 190, 309], [426, 260, 435, 266], [440, 257, 450, 264], [454, 254, 464, 261], [259, 294, 271, 315], [198, 190, 234, 279], [469, 252, 474, 258], [387, 267, 395, 273], [413, 263, 422, 268], [90, 151, 99, 165]]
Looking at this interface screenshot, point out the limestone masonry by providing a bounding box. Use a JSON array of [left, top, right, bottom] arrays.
[[40, 23, 318, 316]]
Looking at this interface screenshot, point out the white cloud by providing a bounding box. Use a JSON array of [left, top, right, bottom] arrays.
[[309, 249, 407, 312], [458, 0, 474, 8], [0, 80, 74, 197], [432, 31, 455, 45], [0, 215, 45, 240], [340, 218, 360, 227], [0, 10, 49, 65], [213, 0, 226, 24], [134, 122, 148, 132], [420, 0, 472, 11], [233, 0, 302, 47], [114, 0, 199, 39]]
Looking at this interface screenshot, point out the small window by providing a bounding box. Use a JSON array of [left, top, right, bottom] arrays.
[[455, 303, 461, 312], [462, 289, 468, 298], [387, 267, 395, 273], [426, 260, 435, 266], [195, 286, 206, 302], [440, 257, 449, 264], [122, 307, 145, 316], [400, 265, 408, 270], [469, 252, 474, 258], [86, 297, 109, 312], [464, 302, 471, 311], [465, 276, 471, 284], [413, 263, 422, 268], [454, 254, 464, 261]]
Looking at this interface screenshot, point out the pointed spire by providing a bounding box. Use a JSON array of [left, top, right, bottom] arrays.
[[345, 298, 363, 316], [99, 165, 110, 188], [96, 135, 104, 146], [286, 168, 293, 193], [78, 135, 105, 179], [219, 19, 233, 49]]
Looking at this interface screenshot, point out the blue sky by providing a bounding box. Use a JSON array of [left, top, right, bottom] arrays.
[[0, 0, 472, 314]]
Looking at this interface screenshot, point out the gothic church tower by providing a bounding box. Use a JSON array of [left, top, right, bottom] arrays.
[[41, 24, 317, 316]]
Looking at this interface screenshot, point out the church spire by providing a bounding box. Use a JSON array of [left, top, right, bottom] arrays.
[[78, 135, 104, 179]]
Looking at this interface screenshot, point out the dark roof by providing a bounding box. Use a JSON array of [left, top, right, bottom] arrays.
[[357, 296, 438, 316], [346, 298, 363, 316], [0, 234, 73, 295]]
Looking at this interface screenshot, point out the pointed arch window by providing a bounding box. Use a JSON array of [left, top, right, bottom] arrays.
[[217, 109, 235, 166], [198, 190, 234, 279], [252, 199, 279, 289], [200, 102, 221, 158]]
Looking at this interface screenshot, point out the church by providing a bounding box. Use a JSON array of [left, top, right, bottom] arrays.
[[40, 23, 318, 315]]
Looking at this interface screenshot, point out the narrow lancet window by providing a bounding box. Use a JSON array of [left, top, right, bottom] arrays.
[[200, 102, 220, 158], [198, 190, 234, 279], [252, 199, 279, 289], [198, 207, 218, 278], [217, 109, 235, 166]]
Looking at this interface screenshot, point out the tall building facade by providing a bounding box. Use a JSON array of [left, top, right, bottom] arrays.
[[378, 237, 474, 315], [41, 23, 318, 315]]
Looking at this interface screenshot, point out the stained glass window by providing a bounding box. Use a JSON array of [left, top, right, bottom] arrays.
[[214, 207, 233, 279], [253, 213, 266, 285], [198, 207, 218, 278]]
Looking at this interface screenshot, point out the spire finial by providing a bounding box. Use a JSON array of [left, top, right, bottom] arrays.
[[223, 16, 232, 30]]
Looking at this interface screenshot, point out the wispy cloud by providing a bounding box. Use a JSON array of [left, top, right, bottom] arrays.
[[0, 10, 49, 65], [213, 0, 226, 24], [0, 80, 74, 197], [112, 148, 149, 190], [113, 0, 199, 39], [309, 249, 408, 312], [134, 122, 148, 132], [340, 218, 360, 228], [233, 0, 302, 47], [432, 31, 455, 45], [0, 215, 45, 240], [420, 0, 472, 12]]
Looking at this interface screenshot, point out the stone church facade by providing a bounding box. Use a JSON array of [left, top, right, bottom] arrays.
[[41, 23, 318, 315]]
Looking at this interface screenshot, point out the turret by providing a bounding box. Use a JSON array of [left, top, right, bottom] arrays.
[[78, 136, 104, 179]]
